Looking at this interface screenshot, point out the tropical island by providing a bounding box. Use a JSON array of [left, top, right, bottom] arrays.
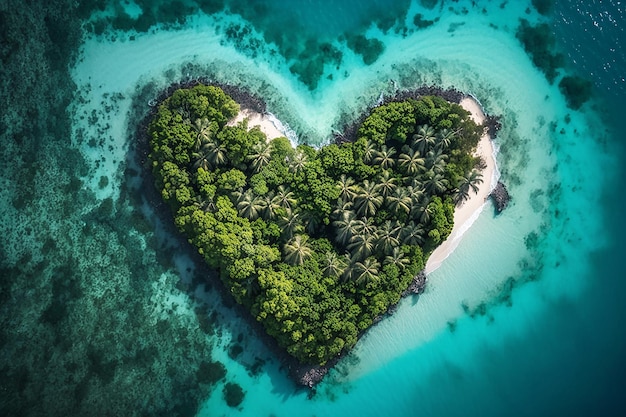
[[147, 84, 489, 385]]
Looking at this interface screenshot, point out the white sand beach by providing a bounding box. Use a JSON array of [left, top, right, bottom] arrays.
[[425, 97, 498, 273], [228, 108, 286, 140]]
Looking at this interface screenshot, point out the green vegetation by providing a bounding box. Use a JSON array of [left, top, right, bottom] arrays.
[[149, 85, 484, 365]]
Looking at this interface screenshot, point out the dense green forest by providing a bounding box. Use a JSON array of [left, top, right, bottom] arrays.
[[148, 85, 484, 365]]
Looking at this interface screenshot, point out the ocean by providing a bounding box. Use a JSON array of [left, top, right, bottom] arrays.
[[0, 0, 624, 416]]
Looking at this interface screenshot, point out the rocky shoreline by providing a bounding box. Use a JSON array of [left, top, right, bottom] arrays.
[[133, 80, 499, 390]]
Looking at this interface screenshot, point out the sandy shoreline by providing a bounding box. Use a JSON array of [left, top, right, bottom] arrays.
[[228, 107, 286, 140], [424, 97, 498, 274]]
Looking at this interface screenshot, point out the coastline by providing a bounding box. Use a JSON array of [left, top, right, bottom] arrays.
[[227, 107, 287, 140], [424, 96, 499, 274], [136, 83, 500, 389]]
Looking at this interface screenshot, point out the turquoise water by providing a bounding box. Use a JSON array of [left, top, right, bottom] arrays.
[[1, 0, 624, 416]]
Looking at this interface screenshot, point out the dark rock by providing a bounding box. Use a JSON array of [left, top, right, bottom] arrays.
[[289, 364, 329, 388], [490, 181, 510, 213], [484, 114, 502, 138], [402, 270, 427, 297]]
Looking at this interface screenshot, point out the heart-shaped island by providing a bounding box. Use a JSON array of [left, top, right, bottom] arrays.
[[147, 84, 487, 385]]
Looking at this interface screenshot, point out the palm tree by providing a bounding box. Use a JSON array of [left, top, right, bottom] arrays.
[[283, 235, 313, 266], [278, 210, 303, 241], [193, 140, 228, 171], [192, 146, 213, 171], [424, 170, 449, 194], [363, 140, 378, 164], [333, 211, 358, 247], [416, 196, 433, 224], [322, 252, 347, 278], [455, 169, 484, 205], [398, 147, 426, 176], [347, 232, 376, 261], [375, 220, 401, 255], [237, 189, 266, 220], [435, 128, 459, 151], [332, 198, 354, 220], [193, 194, 216, 213], [341, 254, 358, 282], [247, 142, 272, 173], [401, 221, 425, 245], [387, 187, 412, 216], [354, 258, 380, 285], [412, 124, 437, 153], [336, 174, 358, 202], [384, 247, 410, 271], [372, 145, 396, 170], [406, 184, 424, 204], [355, 180, 384, 217], [192, 118, 215, 150], [375, 170, 397, 198], [301, 210, 323, 235], [288, 150, 308, 173], [425, 148, 448, 174], [210, 143, 229, 168], [272, 185, 297, 210], [261, 191, 279, 220], [353, 217, 376, 237]]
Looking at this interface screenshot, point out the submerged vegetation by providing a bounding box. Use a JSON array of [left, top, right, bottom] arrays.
[[148, 85, 484, 365], [516, 18, 593, 109], [516, 19, 564, 83]]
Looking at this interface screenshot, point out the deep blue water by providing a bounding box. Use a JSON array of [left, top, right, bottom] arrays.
[[1, 1, 625, 416]]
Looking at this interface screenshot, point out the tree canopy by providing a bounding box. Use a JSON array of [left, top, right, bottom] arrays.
[[149, 84, 485, 365]]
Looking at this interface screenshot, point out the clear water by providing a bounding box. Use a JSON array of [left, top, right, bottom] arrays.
[[1, 0, 624, 416]]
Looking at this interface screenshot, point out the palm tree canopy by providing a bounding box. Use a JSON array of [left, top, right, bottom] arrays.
[[248, 142, 272, 173], [363, 140, 378, 164], [386, 187, 412, 215], [436, 127, 459, 151], [288, 150, 308, 173], [455, 169, 484, 205], [347, 232, 376, 261], [333, 211, 358, 246], [401, 221, 425, 245], [322, 252, 347, 278], [412, 124, 437, 153], [283, 235, 313, 266], [354, 258, 380, 285], [336, 174, 358, 201], [237, 189, 266, 220], [272, 185, 297, 210], [375, 170, 398, 198], [355, 180, 384, 217], [376, 220, 401, 255], [398, 148, 426, 176], [424, 170, 449, 195], [372, 145, 397, 169], [384, 247, 410, 270]]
